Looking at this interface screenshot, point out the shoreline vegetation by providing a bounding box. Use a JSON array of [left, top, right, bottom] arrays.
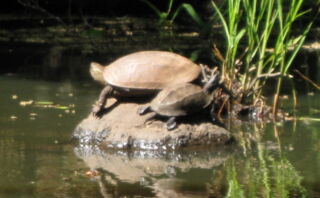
[[211, 0, 319, 116]]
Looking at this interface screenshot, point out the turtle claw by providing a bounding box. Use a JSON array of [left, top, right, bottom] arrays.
[[137, 106, 151, 115], [92, 104, 104, 119], [166, 117, 177, 130], [92, 112, 102, 119]]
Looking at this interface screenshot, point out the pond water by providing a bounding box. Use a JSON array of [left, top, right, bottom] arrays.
[[1, 43, 320, 198]]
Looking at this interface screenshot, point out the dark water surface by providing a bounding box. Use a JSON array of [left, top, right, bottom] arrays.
[[1, 44, 320, 197]]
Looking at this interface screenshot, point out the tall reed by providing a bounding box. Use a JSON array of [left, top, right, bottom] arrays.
[[212, 0, 314, 112]]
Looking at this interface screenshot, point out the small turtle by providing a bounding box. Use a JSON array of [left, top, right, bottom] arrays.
[[138, 70, 231, 130], [90, 51, 201, 118]]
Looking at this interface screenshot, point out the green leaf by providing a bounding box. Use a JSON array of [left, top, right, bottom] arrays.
[[211, 0, 230, 42], [140, 0, 163, 18], [180, 3, 204, 26], [235, 29, 246, 44]]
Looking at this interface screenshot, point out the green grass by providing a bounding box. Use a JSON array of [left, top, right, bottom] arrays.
[[211, 0, 317, 113], [140, 0, 204, 27]]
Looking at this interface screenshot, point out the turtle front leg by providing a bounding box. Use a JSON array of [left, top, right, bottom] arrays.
[[137, 106, 151, 115], [166, 117, 177, 130], [92, 85, 113, 118]]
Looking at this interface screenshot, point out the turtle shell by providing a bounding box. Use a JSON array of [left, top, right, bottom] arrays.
[[150, 83, 212, 117], [103, 51, 201, 90]]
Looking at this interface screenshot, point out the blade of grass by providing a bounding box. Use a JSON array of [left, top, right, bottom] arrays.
[[140, 0, 162, 18], [171, 3, 204, 26]]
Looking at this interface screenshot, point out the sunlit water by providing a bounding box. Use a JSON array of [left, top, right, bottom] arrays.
[[0, 76, 101, 198]]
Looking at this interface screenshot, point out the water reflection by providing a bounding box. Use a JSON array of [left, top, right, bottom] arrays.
[[74, 145, 233, 197], [228, 118, 320, 198]]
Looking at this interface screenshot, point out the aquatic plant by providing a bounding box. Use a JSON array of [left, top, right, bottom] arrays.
[[140, 0, 204, 26], [211, 0, 317, 113]]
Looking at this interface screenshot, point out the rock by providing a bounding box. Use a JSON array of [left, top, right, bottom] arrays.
[[72, 101, 233, 150]]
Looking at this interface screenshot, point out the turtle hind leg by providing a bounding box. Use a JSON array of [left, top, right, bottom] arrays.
[[210, 103, 216, 122], [92, 85, 113, 118], [144, 112, 157, 125], [166, 117, 177, 130], [137, 106, 151, 115]]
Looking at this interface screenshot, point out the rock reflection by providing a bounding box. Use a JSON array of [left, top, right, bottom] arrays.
[[74, 144, 233, 197]]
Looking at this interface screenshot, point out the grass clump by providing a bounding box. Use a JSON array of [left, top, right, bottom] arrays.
[[211, 0, 317, 114]]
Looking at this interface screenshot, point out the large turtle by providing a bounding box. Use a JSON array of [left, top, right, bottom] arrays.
[[138, 70, 232, 130], [90, 51, 201, 117]]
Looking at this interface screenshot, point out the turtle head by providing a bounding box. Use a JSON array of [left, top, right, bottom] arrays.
[[203, 70, 234, 98], [203, 70, 221, 94], [90, 62, 106, 85]]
